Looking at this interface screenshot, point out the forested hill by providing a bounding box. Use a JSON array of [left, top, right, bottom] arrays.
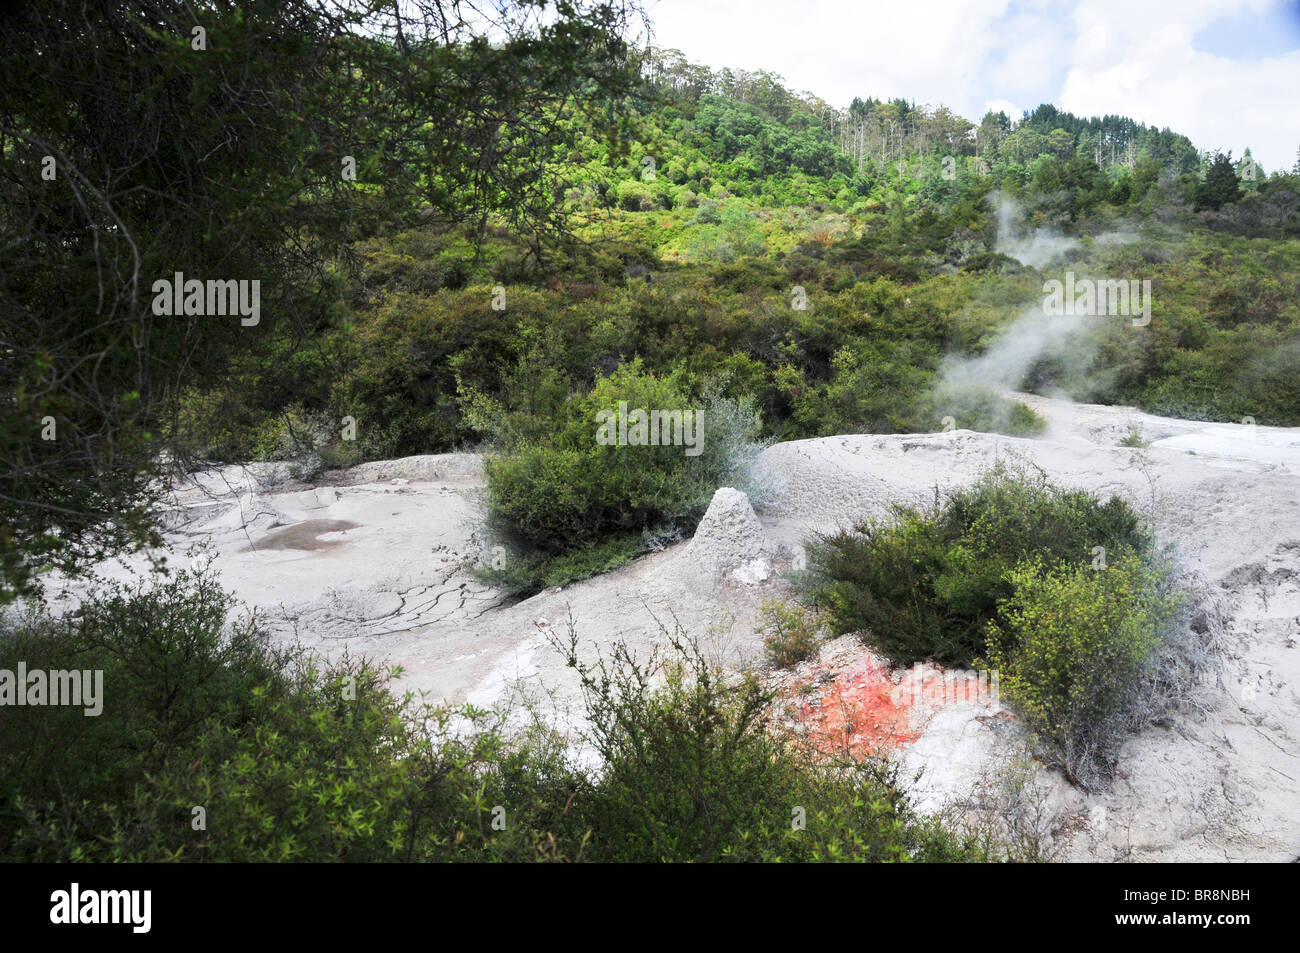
[[644, 51, 1204, 177], [176, 46, 1299, 480], [604, 50, 1235, 218]]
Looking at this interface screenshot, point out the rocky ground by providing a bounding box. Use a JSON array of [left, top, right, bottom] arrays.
[[45, 393, 1300, 862]]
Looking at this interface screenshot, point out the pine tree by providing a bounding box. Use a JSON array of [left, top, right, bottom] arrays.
[[1195, 152, 1243, 211]]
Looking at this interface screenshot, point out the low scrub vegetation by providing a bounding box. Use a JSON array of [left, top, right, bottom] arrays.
[[806, 463, 1149, 666], [472, 362, 768, 593], [986, 551, 1215, 788]]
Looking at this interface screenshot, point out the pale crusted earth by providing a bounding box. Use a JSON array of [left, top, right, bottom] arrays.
[[44, 394, 1300, 862]]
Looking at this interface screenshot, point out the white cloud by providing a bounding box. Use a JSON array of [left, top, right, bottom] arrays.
[[984, 98, 1021, 118], [1059, 0, 1300, 170]]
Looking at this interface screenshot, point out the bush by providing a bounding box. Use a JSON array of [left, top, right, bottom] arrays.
[[984, 551, 1205, 789], [480, 361, 766, 565], [804, 464, 1218, 790], [475, 532, 647, 595], [758, 599, 822, 668], [616, 179, 659, 212], [693, 199, 721, 224], [257, 405, 340, 479], [0, 560, 287, 859], [0, 561, 539, 861], [787, 340, 938, 436], [922, 383, 1047, 437], [0, 563, 596, 861], [330, 288, 527, 458], [806, 463, 1149, 666], [552, 618, 998, 861]]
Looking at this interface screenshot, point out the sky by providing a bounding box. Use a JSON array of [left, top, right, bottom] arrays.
[[644, 0, 1300, 172]]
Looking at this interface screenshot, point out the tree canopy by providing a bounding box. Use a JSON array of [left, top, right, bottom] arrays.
[[0, 0, 646, 602]]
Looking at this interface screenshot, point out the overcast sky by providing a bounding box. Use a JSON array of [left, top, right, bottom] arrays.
[[645, 0, 1300, 172]]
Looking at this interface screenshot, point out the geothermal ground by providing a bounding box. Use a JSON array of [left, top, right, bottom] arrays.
[[47, 394, 1300, 862]]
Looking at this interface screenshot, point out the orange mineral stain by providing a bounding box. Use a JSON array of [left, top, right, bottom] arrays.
[[792, 655, 972, 759]]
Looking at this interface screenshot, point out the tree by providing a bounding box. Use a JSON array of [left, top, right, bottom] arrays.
[[1046, 127, 1075, 159], [1195, 152, 1244, 211]]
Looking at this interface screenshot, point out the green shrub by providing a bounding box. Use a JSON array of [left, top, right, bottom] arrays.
[[804, 463, 1218, 790], [0, 564, 592, 862], [1118, 426, 1148, 448], [922, 383, 1047, 437], [0, 560, 288, 859], [475, 532, 647, 595], [684, 224, 736, 262], [787, 340, 937, 435], [758, 599, 822, 668], [330, 287, 528, 458], [553, 619, 998, 862], [480, 361, 766, 560], [806, 463, 1149, 666], [984, 552, 1188, 788]]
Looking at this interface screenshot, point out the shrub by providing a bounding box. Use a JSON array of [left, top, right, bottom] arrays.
[[258, 405, 338, 479], [788, 340, 937, 436], [552, 618, 997, 862], [1118, 426, 1148, 448], [806, 463, 1149, 666], [922, 383, 1047, 437], [758, 599, 822, 668], [805, 463, 1218, 790], [480, 361, 766, 563], [984, 551, 1201, 789], [0, 563, 590, 862], [684, 224, 737, 262], [616, 179, 658, 212], [693, 199, 721, 224], [329, 288, 527, 458], [475, 532, 647, 595], [0, 560, 288, 859]]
